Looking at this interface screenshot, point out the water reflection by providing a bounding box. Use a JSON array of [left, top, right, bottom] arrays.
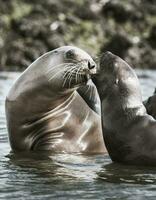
[[7, 152, 107, 182], [97, 162, 156, 184]]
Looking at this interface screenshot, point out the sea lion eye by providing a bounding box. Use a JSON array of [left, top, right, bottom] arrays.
[[66, 49, 75, 59]]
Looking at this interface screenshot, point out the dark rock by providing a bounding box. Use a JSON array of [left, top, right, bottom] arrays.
[[148, 25, 156, 49], [101, 33, 132, 58], [101, 1, 144, 23], [2, 34, 48, 70], [11, 17, 51, 39], [0, 0, 13, 14], [74, 2, 99, 20]]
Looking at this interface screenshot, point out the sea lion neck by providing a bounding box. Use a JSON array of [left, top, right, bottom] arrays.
[[91, 75, 107, 98]]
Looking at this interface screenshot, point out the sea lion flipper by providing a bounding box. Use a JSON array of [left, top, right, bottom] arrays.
[[77, 80, 101, 115]]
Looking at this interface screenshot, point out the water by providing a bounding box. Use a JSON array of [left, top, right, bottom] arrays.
[[0, 70, 156, 200]]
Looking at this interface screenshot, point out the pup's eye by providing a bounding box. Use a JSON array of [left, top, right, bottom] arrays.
[[66, 49, 75, 59]]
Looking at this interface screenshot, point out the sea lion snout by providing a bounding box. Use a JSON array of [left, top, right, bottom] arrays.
[[80, 60, 97, 76], [100, 51, 115, 64]]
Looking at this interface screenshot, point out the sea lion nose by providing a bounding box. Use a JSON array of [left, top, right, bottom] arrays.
[[88, 61, 95, 69]]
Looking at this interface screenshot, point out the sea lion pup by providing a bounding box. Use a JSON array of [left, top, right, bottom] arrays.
[[92, 51, 156, 166], [144, 89, 156, 119], [5, 46, 106, 153]]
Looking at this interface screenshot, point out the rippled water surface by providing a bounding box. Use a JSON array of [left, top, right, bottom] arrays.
[[0, 70, 156, 200]]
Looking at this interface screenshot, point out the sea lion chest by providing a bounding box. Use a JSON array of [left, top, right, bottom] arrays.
[[22, 91, 99, 152]]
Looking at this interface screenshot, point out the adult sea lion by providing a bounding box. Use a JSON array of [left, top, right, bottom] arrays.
[[92, 51, 156, 166], [5, 46, 106, 153]]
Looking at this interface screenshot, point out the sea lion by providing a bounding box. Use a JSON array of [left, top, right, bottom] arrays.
[[92, 51, 156, 166], [5, 46, 106, 153]]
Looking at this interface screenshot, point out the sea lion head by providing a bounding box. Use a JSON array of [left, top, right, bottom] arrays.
[[92, 52, 142, 107], [46, 46, 97, 92]]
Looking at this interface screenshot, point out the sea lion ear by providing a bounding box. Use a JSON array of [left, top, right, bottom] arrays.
[[65, 49, 76, 59]]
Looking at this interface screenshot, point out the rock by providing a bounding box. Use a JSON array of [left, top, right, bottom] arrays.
[[101, 0, 143, 23], [148, 25, 156, 49], [101, 33, 132, 58], [74, 1, 99, 20], [11, 17, 51, 39]]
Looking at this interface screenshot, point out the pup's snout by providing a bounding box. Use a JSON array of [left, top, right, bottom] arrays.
[[100, 51, 115, 63]]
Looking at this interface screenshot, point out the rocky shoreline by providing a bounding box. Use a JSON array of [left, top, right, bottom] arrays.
[[0, 0, 156, 71]]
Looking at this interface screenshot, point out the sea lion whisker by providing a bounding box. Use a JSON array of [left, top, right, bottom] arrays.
[[48, 63, 72, 73], [68, 68, 78, 88], [79, 70, 83, 84], [78, 67, 82, 84], [48, 68, 65, 81], [62, 66, 78, 87], [63, 65, 77, 79], [48, 64, 74, 81], [47, 63, 73, 81], [74, 67, 78, 84], [66, 67, 77, 83], [76, 67, 80, 84], [69, 67, 78, 87], [80, 70, 83, 82]]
